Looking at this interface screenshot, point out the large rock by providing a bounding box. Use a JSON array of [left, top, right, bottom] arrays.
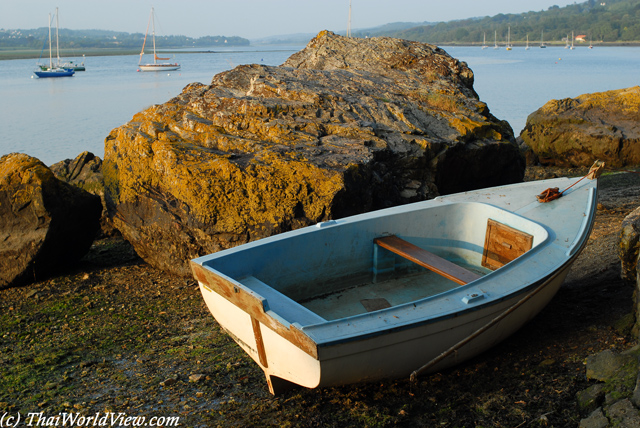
[[0, 153, 102, 288], [50, 151, 116, 236], [619, 207, 640, 282], [617, 207, 640, 336], [520, 86, 640, 167], [50, 151, 103, 194], [104, 31, 524, 277]]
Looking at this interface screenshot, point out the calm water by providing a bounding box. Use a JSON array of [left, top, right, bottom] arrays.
[[1, 45, 639, 166]]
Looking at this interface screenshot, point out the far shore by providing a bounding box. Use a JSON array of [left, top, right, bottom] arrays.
[[1, 41, 639, 61], [0, 46, 292, 61]]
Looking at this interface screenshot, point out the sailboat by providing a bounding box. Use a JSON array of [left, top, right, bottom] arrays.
[[526, 34, 530, 50], [540, 30, 547, 48], [34, 8, 74, 78], [506, 26, 512, 50], [493, 31, 499, 49], [570, 31, 575, 50], [58, 56, 86, 72], [482, 32, 488, 49], [138, 7, 180, 72]]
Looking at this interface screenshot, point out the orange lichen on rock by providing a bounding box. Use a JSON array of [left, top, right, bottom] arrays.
[[103, 31, 524, 276]]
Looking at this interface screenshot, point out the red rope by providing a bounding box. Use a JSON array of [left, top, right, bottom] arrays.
[[536, 160, 605, 203]]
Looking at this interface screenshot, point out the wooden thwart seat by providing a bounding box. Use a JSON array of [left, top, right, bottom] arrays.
[[374, 235, 481, 286]]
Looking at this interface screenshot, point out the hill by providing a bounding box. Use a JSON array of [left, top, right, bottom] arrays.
[[359, 0, 640, 45], [0, 27, 249, 52]]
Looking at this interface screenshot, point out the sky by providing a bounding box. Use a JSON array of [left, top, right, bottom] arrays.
[[3, 0, 579, 40]]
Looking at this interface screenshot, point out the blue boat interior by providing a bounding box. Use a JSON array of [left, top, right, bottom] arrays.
[[205, 202, 550, 324]]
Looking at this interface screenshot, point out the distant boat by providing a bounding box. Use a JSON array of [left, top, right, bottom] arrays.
[[494, 30, 499, 49], [506, 26, 512, 50], [540, 30, 547, 48], [526, 35, 530, 50], [57, 55, 86, 72], [138, 7, 180, 72], [192, 167, 603, 394], [34, 8, 74, 78], [482, 32, 488, 49], [571, 31, 575, 50]]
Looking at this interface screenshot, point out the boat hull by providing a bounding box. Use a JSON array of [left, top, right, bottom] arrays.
[[192, 176, 599, 394], [138, 64, 180, 72], [34, 68, 75, 78], [200, 263, 569, 391]]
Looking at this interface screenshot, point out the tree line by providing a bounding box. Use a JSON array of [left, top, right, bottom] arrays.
[[0, 28, 249, 50], [356, 0, 640, 45]]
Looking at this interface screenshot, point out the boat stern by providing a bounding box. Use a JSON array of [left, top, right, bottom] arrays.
[[192, 261, 323, 394]]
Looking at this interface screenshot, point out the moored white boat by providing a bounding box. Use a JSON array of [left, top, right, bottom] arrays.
[[138, 7, 180, 72], [192, 166, 602, 394]]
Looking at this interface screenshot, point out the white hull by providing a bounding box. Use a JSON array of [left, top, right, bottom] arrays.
[[138, 63, 180, 72], [193, 176, 599, 394], [200, 264, 570, 390]]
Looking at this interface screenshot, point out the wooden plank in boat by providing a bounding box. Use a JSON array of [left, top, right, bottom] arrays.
[[374, 235, 481, 286], [482, 219, 534, 270]]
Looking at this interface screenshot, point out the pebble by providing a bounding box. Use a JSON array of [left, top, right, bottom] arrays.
[[160, 377, 178, 387], [189, 373, 205, 382]]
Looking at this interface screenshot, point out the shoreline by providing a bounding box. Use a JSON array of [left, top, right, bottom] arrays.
[[1, 41, 639, 61]]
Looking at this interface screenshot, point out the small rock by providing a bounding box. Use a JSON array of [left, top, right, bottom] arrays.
[[608, 399, 640, 426], [586, 349, 634, 381], [631, 373, 640, 408], [576, 383, 605, 412], [539, 358, 555, 367], [160, 377, 178, 387], [579, 407, 609, 428], [189, 374, 205, 383]]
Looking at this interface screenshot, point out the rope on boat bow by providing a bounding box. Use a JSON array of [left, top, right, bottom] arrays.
[[536, 160, 605, 203]]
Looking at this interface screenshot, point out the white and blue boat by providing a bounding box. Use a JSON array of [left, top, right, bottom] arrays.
[[34, 67, 75, 78], [192, 164, 602, 394], [34, 9, 74, 78]]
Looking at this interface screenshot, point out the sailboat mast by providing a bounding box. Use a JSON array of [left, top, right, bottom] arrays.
[[347, 0, 351, 37], [139, 8, 152, 65], [55, 7, 60, 64], [48, 13, 52, 68], [151, 8, 157, 65]]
